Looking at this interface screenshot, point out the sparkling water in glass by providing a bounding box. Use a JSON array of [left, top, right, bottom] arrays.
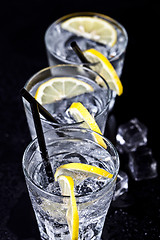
[[45, 12, 128, 77], [44, 12, 128, 110], [23, 64, 111, 139], [22, 127, 119, 240]]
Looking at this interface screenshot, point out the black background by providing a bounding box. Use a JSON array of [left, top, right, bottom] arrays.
[[0, 1, 160, 239]]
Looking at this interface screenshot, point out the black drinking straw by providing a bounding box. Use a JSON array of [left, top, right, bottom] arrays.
[[71, 41, 106, 90], [20, 88, 80, 128], [21, 88, 54, 183], [20, 88, 58, 125], [71, 41, 91, 67]]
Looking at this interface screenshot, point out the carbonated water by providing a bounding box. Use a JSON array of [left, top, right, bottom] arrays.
[[45, 17, 128, 77], [25, 74, 110, 139], [27, 140, 116, 240], [29, 76, 108, 125]]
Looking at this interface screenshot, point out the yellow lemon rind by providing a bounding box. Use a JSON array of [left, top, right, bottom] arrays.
[[69, 102, 107, 149]]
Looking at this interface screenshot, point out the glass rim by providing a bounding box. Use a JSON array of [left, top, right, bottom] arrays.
[[22, 126, 119, 201], [24, 63, 112, 125], [44, 11, 128, 63]]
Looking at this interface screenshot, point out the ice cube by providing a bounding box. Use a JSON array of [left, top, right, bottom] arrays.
[[63, 152, 87, 164], [116, 118, 148, 153], [113, 170, 128, 200], [82, 227, 94, 239], [128, 146, 158, 181], [44, 88, 108, 125], [76, 177, 109, 196]]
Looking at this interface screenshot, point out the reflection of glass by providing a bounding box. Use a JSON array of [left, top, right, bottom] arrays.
[[45, 12, 128, 78], [22, 127, 119, 240], [23, 64, 111, 139], [128, 146, 158, 181]]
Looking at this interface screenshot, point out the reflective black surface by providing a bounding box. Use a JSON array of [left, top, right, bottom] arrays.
[[0, 1, 159, 239]]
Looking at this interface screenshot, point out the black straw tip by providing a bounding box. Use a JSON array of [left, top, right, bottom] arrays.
[[70, 41, 90, 65], [70, 41, 77, 48]]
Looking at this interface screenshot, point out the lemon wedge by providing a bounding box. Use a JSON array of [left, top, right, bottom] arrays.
[[68, 102, 107, 148], [61, 16, 117, 47], [54, 163, 113, 239], [35, 77, 93, 105], [55, 163, 113, 181], [84, 48, 123, 95], [56, 175, 79, 240]]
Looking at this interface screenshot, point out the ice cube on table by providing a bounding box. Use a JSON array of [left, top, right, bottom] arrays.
[[116, 118, 148, 153], [128, 146, 158, 181], [113, 170, 128, 200]]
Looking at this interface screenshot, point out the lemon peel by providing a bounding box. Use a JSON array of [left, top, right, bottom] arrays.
[[84, 48, 123, 95], [68, 102, 107, 148]]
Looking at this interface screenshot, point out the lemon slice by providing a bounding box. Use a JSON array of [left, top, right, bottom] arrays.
[[55, 163, 113, 181], [61, 16, 117, 47], [54, 163, 113, 239], [35, 77, 94, 105], [68, 102, 107, 149], [84, 48, 123, 95], [56, 175, 79, 240]]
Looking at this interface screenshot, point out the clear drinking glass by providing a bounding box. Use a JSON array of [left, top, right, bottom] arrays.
[[23, 64, 111, 139], [44, 12, 128, 110], [22, 127, 119, 240], [44, 12, 128, 78]]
